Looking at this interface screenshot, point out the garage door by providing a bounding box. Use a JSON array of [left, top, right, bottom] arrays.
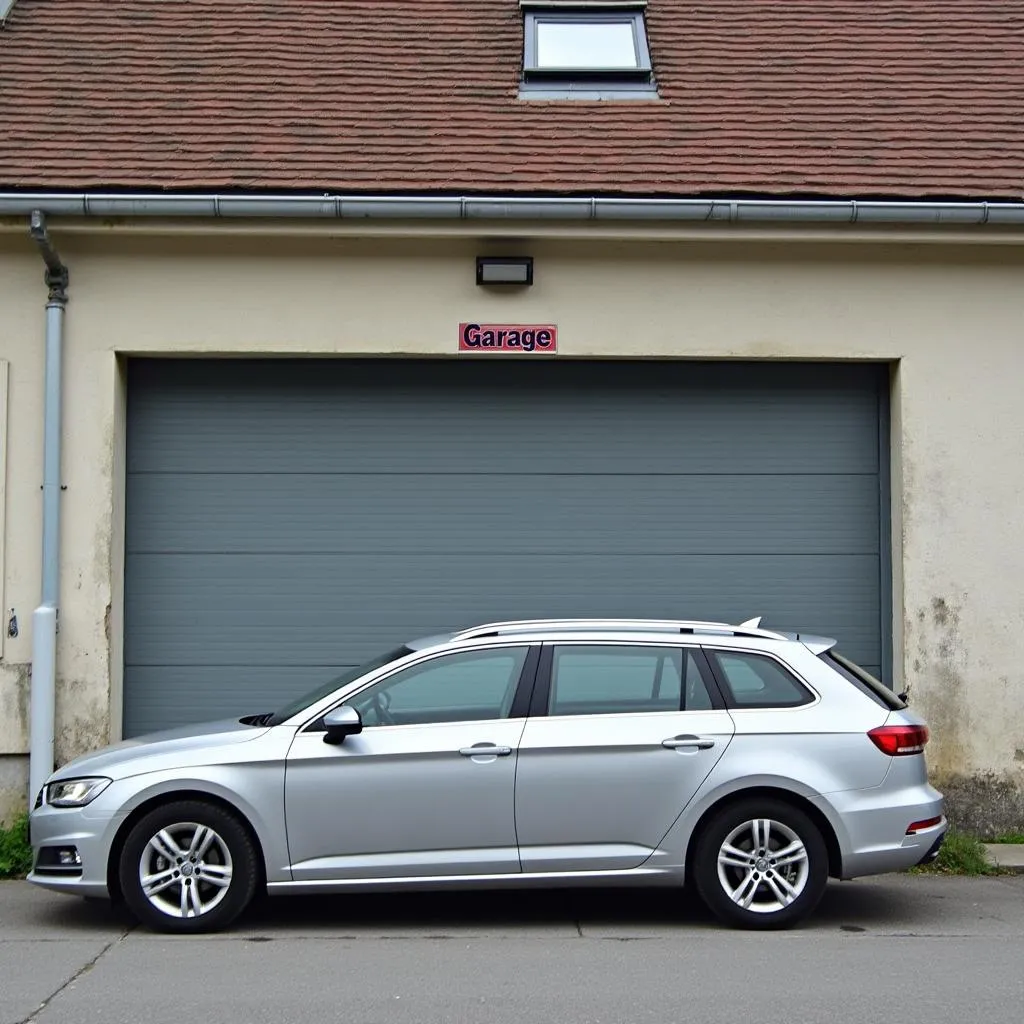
[[124, 359, 888, 737]]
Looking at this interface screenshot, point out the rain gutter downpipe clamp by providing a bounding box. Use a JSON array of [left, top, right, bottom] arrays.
[[28, 210, 68, 805]]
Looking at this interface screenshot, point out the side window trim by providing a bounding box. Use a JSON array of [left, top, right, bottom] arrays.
[[528, 642, 724, 719], [509, 644, 542, 719], [303, 643, 539, 732], [702, 647, 816, 710], [528, 643, 554, 718], [692, 647, 728, 711]]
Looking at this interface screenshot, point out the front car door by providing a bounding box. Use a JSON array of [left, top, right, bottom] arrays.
[[284, 644, 536, 881], [514, 643, 735, 872]]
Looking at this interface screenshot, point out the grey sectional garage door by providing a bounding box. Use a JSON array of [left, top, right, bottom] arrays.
[[124, 359, 888, 736]]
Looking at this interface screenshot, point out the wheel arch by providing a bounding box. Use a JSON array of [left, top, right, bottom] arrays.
[[683, 786, 843, 882], [106, 789, 269, 903]]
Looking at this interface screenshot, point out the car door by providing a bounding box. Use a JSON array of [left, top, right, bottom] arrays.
[[284, 644, 536, 881], [514, 643, 735, 872]]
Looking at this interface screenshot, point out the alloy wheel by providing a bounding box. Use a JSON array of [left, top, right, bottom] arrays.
[[715, 817, 810, 914], [138, 821, 234, 919]]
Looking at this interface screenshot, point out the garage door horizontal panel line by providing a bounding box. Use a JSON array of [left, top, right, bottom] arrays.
[[127, 470, 883, 478], [124, 663, 356, 670], [124, 553, 883, 565], [125, 548, 881, 557]]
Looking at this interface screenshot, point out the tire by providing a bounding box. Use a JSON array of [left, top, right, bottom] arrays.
[[118, 800, 259, 934], [693, 798, 828, 930]]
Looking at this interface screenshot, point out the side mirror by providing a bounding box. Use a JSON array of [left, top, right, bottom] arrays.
[[322, 706, 363, 745]]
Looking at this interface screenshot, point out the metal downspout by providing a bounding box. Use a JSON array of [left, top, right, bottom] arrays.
[[27, 210, 68, 804]]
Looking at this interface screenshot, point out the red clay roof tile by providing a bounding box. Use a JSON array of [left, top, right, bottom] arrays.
[[1, 0, 1023, 198]]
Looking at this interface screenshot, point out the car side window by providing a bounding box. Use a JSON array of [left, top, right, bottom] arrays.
[[710, 651, 813, 708], [347, 647, 529, 727], [548, 646, 714, 716]]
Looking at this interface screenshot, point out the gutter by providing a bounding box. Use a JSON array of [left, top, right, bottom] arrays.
[[1, 193, 1024, 226], [27, 211, 68, 806]]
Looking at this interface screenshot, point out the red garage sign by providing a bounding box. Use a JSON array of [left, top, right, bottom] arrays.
[[459, 322, 557, 353]]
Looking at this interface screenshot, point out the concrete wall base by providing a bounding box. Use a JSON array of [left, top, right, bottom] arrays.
[[936, 772, 1024, 837]]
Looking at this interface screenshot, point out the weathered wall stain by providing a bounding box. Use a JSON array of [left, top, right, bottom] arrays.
[[912, 594, 971, 779], [0, 662, 30, 749], [54, 675, 110, 764], [909, 592, 1024, 831]]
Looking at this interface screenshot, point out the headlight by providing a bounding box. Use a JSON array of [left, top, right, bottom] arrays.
[[46, 778, 111, 807]]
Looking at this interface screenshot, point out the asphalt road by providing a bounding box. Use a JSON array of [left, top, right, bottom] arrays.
[[3, 874, 1023, 1024]]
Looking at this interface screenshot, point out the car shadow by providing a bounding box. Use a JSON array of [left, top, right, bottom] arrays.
[[29, 877, 935, 936]]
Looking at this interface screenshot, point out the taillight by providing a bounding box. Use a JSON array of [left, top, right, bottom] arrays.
[[868, 724, 929, 756], [906, 816, 942, 834]]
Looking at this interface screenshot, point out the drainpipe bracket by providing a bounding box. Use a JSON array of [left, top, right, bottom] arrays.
[[44, 265, 69, 304]]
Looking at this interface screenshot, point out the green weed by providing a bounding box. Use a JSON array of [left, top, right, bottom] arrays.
[[0, 813, 33, 879]]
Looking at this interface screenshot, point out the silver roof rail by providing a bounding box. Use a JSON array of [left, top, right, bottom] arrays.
[[451, 618, 788, 642]]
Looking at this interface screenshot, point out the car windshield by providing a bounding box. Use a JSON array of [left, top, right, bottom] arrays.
[[266, 645, 413, 725]]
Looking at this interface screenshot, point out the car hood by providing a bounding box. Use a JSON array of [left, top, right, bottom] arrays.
[[50, 718, 269, 782]]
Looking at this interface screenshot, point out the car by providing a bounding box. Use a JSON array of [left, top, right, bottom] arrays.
[[27, 617, 945, 933]]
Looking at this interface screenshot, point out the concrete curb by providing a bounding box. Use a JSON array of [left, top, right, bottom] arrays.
[[984, 844, 1024, 873]]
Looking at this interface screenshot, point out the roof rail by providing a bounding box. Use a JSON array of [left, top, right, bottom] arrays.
[[451, 618, 788, 642]]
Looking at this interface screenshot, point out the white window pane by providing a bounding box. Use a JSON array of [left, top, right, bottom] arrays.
[[536, 21, 639, 69]]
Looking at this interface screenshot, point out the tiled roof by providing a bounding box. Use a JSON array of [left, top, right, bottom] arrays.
[[1, 0, 1023, 198]]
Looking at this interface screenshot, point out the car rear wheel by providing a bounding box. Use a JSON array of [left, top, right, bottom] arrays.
[[693, 798, 828, 929], [118, 800, 259, 933]]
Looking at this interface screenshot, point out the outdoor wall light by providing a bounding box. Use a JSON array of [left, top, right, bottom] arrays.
[[476, 256, 534, 286]]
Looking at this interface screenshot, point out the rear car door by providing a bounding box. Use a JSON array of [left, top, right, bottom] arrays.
[[514, 643, 735, 872]]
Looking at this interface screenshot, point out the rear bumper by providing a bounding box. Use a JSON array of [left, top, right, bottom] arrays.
[[915, 829, 946, 867], [817, 781, 946, 878]]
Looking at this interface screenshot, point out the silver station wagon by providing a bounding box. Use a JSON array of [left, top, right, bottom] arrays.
[[28, 618, 945, 932]]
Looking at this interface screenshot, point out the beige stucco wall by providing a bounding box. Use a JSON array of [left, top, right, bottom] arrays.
[[0, 224, 1022, 827]]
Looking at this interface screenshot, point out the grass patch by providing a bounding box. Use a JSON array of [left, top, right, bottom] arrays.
[[0, 813, 33, 879], [988, 831, 1024, 844], [912, 829, 995, 876]]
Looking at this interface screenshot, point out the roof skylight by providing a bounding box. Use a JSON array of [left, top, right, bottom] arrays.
[[521, 3, 656, 99], [535, 19, 642, 71]]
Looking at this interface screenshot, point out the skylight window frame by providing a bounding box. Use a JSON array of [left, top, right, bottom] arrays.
[[523, 7, 654, 82]]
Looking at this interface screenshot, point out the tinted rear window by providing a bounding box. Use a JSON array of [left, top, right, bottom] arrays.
[[824, 651, 906, 710], [709, 651, 814, 709]]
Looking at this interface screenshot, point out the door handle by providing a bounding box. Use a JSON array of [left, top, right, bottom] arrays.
[[662, 736, 715, 750], [459, 745, 513, 757]]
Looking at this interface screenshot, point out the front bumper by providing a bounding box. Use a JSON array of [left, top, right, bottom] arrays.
[[26, 800, 120, 899]]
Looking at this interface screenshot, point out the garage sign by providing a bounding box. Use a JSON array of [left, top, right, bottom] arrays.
[[459, 323, 558, 353]]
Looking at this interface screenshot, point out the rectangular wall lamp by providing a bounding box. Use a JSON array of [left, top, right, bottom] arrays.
[[476, 257, 534, 286]]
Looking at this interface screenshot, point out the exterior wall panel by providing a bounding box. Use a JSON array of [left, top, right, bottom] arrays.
[[0, 229, 1021, 825]]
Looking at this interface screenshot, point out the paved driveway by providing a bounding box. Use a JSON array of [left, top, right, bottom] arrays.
[[3, 875, 1024, 1024]]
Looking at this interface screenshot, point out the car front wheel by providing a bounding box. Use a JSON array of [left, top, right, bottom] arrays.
[[693, 798, 828, 929], [118, 800, 259, 933]]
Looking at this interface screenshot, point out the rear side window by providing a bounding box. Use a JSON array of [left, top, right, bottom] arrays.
[[548, 645, 715, 716], [709, 651, 813, 709], [825, 651, 906, 710]]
